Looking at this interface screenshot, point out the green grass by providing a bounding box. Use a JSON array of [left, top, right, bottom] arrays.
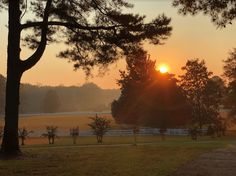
[[0, 136, 235, 176]]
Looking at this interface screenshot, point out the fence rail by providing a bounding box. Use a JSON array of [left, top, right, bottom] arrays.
[[30, 128, 204, 137]]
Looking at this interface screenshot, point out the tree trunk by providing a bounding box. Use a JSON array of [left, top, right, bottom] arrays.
[[1, 71, 22, 156], [0, 0, 22, 157]]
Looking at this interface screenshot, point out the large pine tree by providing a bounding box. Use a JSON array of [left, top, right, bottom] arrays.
[[0, 0, 172, 156]]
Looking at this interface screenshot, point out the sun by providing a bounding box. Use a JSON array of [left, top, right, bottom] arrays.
[[159, 64, 169, 74]]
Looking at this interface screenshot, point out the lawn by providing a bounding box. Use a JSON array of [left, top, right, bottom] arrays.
[[0, 136, 235, 176]]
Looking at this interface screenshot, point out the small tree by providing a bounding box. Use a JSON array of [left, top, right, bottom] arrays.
[[42, 126, 58, 144], [188, 124, 200, 140], [88, 115, 111, 143], [18, 127, 33, 146], [159, 128, 167, 141], [70, 126, 80, 144], [132, 126, 139, 146]]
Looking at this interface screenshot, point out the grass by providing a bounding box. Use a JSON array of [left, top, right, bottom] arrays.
[[0, 136, 235, 176]]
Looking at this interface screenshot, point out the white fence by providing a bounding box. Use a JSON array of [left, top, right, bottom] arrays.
[[30, 128, 196, 137]]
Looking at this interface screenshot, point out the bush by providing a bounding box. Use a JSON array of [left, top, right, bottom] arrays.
[[88, 115, 111, 143], [70, 126, 80, 144], [18, 127, 33, 145], [42, 126, 58, 144]]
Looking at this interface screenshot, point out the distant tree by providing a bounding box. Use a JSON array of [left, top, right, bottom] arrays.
[[43, 90, 61, 113], [173, 0, 236, 27], [18, 127, 33, 146], [42, 126, 58, 144], [70, 126, 80, 144], [179, 59, 213, 130], [112, 49, 191, 128], [0, 0, 172, 156], [88, 115, 111, 143], [223, 49, 236, 117]]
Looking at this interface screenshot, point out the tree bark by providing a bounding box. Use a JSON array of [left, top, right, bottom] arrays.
[[0, 0, 22, 157]]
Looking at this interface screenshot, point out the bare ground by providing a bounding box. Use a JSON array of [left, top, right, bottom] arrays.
[[173, 144, 236, 176]]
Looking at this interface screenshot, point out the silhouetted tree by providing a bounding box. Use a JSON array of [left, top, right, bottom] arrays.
[[70, 126, 80, 144], [88, 115, 111, 143], [203, 76, 224, 124], [173, 0, 236, 27], [112, 50, 191, 129], [223, 49, 236, 117], [42, 126, 58, 144], [18, 127, 33, 146], [0, 0, 172, 156], [0, 75, 5, 114], [180, 59, 224, 136], [43, 90, 61, 113]]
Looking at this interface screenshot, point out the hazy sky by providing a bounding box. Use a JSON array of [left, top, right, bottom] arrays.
[[0, 0, 236, 89]]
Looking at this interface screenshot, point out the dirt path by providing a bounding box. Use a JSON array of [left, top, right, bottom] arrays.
[[173, 144, 236, 176]]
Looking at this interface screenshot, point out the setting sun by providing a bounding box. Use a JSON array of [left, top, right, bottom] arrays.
[[159, 64, 169, 73]]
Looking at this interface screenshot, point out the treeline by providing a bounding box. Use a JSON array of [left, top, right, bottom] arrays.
[[112, 49, 235, 138], [0, 76, 119, 114]]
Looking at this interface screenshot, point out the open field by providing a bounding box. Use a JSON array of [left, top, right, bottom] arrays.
[[0, 136, 235, 176], [0, 113, 115, 131]]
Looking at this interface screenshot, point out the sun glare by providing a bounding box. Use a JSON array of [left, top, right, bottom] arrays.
[[159, 65, 169, 74]]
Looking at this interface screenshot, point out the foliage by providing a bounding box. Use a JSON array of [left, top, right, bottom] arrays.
[[42, 126, 58, 144], [43, 90, 61, 113], [18, 127, 33, 145], [207, 118, 227, 138], [88, 115, 111, 143], [179, 59, 223, 129], [112, 49, 191, 128], [173, 0, 236, 27], [70, 126, 80, 144], [223, 49, 236, 81], [1, 0, 173, 74], [223, 49, 236, 118]]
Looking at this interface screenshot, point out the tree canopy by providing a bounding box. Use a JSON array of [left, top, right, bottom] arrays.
[[179, 59, 223, 129], [223, 49, 236, 117], [112, 49, 191, 128], [1, 0, 172, 74], [173, 0, 236, 27]]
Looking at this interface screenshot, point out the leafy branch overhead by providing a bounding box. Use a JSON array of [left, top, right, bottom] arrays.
[[173, 0, 236, 27], [1, 0, 172, 75]]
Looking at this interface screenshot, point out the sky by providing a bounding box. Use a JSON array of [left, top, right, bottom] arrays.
[[0, 0, 236, 89]]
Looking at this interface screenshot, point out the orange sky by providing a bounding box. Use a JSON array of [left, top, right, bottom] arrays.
[[0, 1, 236, 89]]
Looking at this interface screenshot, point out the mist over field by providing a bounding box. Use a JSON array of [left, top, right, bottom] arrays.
[[0, 74, 120, 115]]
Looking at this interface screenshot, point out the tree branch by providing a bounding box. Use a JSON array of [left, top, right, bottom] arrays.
[[21, 21, 122, 31], [21, 0, 52, 72]]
